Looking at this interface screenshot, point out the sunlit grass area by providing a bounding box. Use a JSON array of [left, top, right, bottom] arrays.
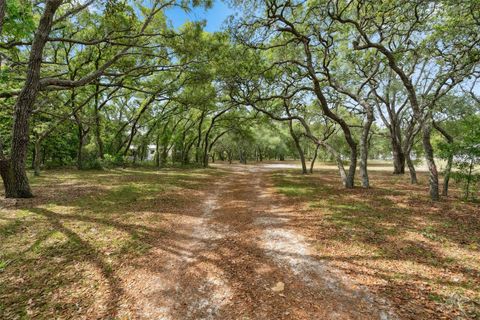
[[0, 167, 224, 318]]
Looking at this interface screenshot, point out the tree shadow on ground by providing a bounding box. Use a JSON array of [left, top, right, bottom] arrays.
[[270, 168, 480, 319], [0, 167, 225, 318]]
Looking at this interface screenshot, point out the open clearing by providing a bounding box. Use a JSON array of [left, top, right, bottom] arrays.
[[1, 162, 479, 319]]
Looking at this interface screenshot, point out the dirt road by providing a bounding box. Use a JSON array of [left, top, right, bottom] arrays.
[[120, 164, 397, 319]]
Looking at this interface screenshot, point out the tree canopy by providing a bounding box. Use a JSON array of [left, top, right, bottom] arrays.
[[0, 0, 479, 200]]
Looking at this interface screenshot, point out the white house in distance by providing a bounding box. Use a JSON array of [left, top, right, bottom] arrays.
[[145, 144, 157, 161], [129, 144, 157, 161]]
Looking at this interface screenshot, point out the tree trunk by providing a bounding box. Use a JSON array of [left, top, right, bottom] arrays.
[[34, 138, 42, 176], [310, 144, 319, 174], [94, 100, 105, 159], [93, 54, 105, 159], [405, 152, 418, 184], [320, 141, 352, 188], [155, 132, 161, 168], [433, 121, 454, 196], [0, 159, 17, 198], [183, 138, 196, 165], [1, 0, 63, 198], [74, 111, 89, 170], [422, 122, 440, 200], [139, 143, 146, 162], [73, 91, 85, 170], [195, 111, 206, 164], [465, 157, 475, 199], [345, 148, 357, 188], [239, 149, 247, 164], [301, 32, 358, 188], [392, 139, 406, 174], [289, 120, 307, 174], [203, 137, 210, 168], [8, 89, 34, 198], [161, 146, 168, 167], [359, 109, 374, 188], [0, 0, 6, 36], [77, 133, 85, 170]]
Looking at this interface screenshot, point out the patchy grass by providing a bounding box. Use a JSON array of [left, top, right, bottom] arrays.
[[0, 167, 224, 319], [272, 168, 480, 319]]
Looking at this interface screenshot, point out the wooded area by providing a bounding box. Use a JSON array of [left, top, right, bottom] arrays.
[[0, 0, 478, 200], [0, 0, 479, 319]]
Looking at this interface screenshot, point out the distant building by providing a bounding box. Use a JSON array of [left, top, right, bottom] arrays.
[[145, 144, 157, 161], [129, 144, 157, 161]]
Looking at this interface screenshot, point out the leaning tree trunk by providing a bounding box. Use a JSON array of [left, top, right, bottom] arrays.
[[289, 120, 307, 174], [0, 0, 63, 198], [183, 138, 197, 165], [9, 91, 35, 197], [310, 144, 320, 174], [320, 141, 352, 188], [405, 151, 418, 184]]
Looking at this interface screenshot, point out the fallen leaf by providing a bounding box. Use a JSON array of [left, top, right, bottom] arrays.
[[271, 281, 285, 292]]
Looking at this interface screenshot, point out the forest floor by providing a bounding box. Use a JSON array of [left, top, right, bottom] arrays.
[[0, 162, 479, 319]]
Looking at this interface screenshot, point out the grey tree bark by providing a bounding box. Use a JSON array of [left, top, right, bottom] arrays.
[[359, 107, 374, 188], [310, 144, 320, 174], [405, 151, 418, 184], [288, 119, 307, 174], [1, 0, 63, 198]]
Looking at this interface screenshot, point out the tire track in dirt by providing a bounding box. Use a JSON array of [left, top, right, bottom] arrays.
[[116, 179, 231, 319], [171, 179, 234, 320], [250, 166, 398, 319]]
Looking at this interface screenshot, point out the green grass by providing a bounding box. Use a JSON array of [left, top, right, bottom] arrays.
[[272, 173, 326, 197]]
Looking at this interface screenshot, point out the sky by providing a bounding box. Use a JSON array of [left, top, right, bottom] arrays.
[[164, 1, 236, 32]]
